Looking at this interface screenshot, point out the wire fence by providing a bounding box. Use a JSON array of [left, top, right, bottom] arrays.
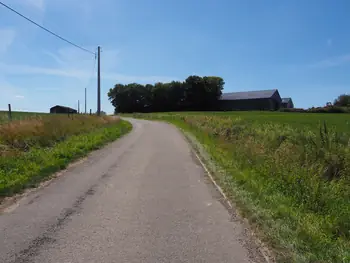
[[0, 104, 96, 124]]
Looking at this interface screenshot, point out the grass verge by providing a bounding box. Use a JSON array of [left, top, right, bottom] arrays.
[[126, 112, 350, 263], [0, 111, 47, 124], [0, 119, 132, 197]]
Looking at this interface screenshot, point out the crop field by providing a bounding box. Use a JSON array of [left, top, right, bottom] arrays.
[[0, 110, 47, 124], [140, 111, 350, 133], [129, 111, 350, 263]]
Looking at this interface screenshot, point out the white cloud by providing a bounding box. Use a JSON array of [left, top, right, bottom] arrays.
[[15, 95, 25, 99], [309, 54, 350, 68], [0, 29, 16, 54], [0, 62, 176, 84], [23, 0, 45, 11], [327, 38, 333, 47]]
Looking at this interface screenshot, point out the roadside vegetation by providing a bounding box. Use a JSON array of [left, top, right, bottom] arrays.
[[0, 110, 47, 124], [0, 114, 131, 197], [128, 111, 350, 263]]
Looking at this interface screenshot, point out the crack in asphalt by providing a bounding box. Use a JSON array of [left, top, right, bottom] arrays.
[[12, 184, 98, 263]]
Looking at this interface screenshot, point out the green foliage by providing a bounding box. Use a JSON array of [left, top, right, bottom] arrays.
[[128, 111, 350, 263], [0, 117, 131, 196], [334, 94, 350, 107], [280, 107, 350, 113], [108, 75, 224, 113]]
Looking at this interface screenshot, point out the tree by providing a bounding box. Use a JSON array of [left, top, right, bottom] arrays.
[[334, 94, 350, 107], [203, 76, 224, 110], [107, 75, 225, 113]]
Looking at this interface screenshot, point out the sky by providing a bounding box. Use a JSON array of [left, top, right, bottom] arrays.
[[0, 0, 350, 113]]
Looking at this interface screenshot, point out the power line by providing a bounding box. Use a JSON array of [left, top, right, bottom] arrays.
[[0, 1, 95, 55]]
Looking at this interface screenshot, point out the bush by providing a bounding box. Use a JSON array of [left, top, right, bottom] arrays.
[[280, 107, 350, 113], [279, 108, 306, 113], [309, 106, 349, 113]]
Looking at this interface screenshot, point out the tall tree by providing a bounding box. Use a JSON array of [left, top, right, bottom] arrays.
[[108, 75, 225, 113], [334, 94, 350, 107]]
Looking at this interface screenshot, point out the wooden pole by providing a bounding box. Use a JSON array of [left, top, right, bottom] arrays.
[[97, 46, 101, 116], [85, 88, 87, 114], [8, 104, 12, 121]]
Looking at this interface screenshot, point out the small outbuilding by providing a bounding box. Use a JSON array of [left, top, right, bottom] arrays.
[[50, 105, 77, 114], [219, 89, 282, 111], [281, 98, 294, 109]]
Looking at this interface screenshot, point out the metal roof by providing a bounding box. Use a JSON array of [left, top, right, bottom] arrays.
[[220, 89, 278, 101], [282, 98, 292, 103]]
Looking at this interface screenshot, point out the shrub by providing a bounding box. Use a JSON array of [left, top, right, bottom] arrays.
[[280, 107, 350, 113]]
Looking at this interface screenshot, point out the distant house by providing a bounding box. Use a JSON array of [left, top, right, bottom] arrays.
[[281, 98, 294, 109], [50, 105, 77, 114], [219, 89, 282, 111]]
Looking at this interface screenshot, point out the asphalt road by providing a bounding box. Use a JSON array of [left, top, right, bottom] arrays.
[[0, 118, 266, 263]]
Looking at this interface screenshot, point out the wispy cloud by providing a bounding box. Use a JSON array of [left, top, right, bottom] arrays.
[[309, 54, 350, 68], [23, 0, 45, 11], [15, 95, 25, 99], [0, 29, 16, 54], [0, 63, 176, 84], [12, 46, 176, 84]]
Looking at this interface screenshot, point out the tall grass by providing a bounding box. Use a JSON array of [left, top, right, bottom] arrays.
[[0, 115, 117, 154], [0, 115, 131, 197], [0, 111, 47, 124], [129, 112, 350, 263]]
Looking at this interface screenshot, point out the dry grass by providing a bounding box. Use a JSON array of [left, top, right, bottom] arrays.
[[0, 114, 130, 197], [0, 115, 119, 155]]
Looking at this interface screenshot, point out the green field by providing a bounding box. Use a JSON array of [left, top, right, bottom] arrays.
[[0, 110, 47, 124], [142, 111, 350, 133], [128, 111, 350, 263]]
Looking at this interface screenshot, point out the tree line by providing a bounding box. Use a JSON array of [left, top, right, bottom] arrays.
[[108, 76, 224, 113]]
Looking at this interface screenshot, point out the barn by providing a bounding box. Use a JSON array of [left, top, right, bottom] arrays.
[[50, 105, 77, 114], [281, 98, 294, 109], [219, 89, 282, 111]]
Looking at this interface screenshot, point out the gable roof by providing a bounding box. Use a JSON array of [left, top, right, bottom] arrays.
[[282, 98, 292, 103], [50, 105, 76, 110], [220, 89, 278, 101]]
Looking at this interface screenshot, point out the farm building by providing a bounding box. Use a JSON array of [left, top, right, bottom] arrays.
[[50, 105, 77, 114], [281, 98, 294, 109], [219, 89, 282, 111]]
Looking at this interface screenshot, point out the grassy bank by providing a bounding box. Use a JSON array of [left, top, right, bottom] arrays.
[[0, 115, 131, 197], [128, 112, 350, 263], [0, 110, 47, 124]]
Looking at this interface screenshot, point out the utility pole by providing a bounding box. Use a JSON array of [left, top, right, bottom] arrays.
[[85, 88, 87, 114], [8, 104, 12, 121], [97, 46, 101, 116], [78, 100, 80, 114]]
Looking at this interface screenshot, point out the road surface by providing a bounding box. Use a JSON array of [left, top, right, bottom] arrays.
[[0, 118, 266, 263]]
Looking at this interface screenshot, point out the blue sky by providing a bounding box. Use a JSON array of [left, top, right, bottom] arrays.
[[1, 0, 349, 113]]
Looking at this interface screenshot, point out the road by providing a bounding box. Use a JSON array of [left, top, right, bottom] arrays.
[[0, 118, 266, 263]]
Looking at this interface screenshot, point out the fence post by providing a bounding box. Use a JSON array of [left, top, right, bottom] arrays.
[[8, 104, 12, 121]]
